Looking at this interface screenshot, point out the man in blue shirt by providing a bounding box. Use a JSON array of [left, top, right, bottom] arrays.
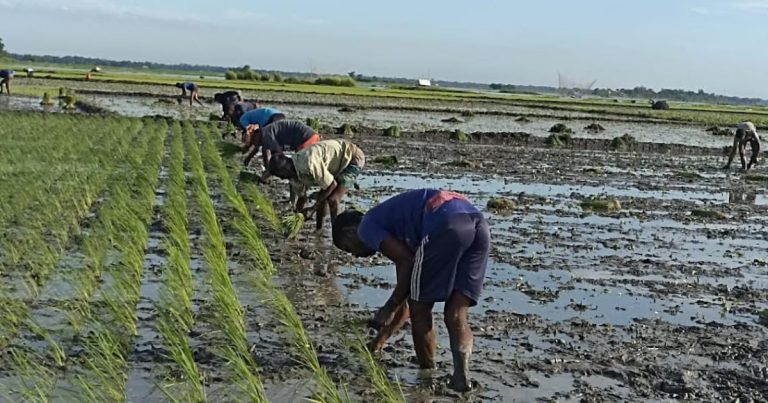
[[175, 82, 203, 106], [332, 189, 490, 392], [0, 70, 15, 95], [240, 107, 287, 168]]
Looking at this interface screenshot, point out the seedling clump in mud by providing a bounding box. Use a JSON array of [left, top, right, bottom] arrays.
[[372, 155, 398, 166], [487, 197, 516, 213], [611, 133, 637, 151], [580, 198, 621, 212], [384, 125, 401, 138], [450, 129, 469, 142]]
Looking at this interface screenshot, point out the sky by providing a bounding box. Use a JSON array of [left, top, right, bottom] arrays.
[[2, 0, 768, 98]]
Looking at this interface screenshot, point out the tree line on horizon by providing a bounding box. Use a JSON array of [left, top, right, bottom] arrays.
[[4, 46, 766, 105]]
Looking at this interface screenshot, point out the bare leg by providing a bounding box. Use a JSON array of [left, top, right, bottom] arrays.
[[739, 142, 747, 170], [315, 200, 328, 231], [368, 303, 410, 352], [444, 292, 474, 392], [409, 299, 436, 369]]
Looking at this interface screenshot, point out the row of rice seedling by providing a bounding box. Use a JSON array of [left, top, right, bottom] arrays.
[[196, 123, 349, 402], [0, 115, 160, 401], [0, 116, 144, 282], [184, 121, 268, 402], [199, 124, 405, 402], [0, 115, 145, 351], [70, 119, 167, 402], [154, 120, 206, 402]]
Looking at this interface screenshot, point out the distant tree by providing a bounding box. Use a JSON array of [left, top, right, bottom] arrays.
[[348, 71, 355, 78], [0, 37, 5, 57]]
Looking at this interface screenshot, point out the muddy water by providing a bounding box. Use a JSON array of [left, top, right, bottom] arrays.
[[81, 94, 731, 148], [0, 95, 83, 114], [276, 131, 767, 401]]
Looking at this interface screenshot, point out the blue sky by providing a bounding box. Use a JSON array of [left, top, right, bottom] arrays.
[[2, 0, 768, 97]]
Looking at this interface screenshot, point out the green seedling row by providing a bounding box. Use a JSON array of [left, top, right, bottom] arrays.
[[185, 122, 268, 402], [154, 121, 206, 402]]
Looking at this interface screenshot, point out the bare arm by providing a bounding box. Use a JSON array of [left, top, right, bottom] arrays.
[[243, 144, 259, 167], [724, 136, 739, 169], [370, 237, 416, 329]]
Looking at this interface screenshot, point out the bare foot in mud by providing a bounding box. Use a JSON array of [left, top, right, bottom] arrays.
[[448, 375, 471, 393]]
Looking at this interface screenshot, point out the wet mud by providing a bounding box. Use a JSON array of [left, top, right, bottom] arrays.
[[2, 85, 767, 402]]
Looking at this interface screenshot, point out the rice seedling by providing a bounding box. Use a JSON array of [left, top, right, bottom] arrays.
[[281, 213, 305, 239], [384, 125, 401, 138], [196, 124, 355, 402], [347, 335, 406, 403], [487, 197, 517, 213], [185, 121, 268, 402], [253, 276, 348, 403]]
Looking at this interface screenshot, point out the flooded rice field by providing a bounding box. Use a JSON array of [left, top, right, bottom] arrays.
[[247, 129, 768, 401], [78, 94, 729, 148], [0, 88, 766, 402]]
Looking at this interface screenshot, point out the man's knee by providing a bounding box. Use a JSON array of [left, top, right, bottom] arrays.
[[444, 293, 472, 327]]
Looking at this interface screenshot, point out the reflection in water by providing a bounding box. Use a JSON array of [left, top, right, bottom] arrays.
[[729, 190, 757, 205]]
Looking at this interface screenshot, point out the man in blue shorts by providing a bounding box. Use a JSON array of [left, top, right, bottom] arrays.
[[332, 189, 490, 392], [0, 70, 15, 95], [175, 82, 203, 106]]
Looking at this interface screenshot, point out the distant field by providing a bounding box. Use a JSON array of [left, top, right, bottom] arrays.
[[6, 62, 768, 127]]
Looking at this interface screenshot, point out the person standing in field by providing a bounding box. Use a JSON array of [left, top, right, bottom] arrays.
[[175, 82, 204, 106], [242, 120, 321, 181], [268, 139, 364, 230], [331, 189, 490, 392], [723, 121, 761, 171], [0, 70, 15, 95]]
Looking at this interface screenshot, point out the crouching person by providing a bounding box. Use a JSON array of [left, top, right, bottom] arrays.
[[268, 139, 364, 230], [331, 189, 490, 392]]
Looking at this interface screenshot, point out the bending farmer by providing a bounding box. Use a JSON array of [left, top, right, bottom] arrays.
[[0, 70, 15, 95], [724, 122, 761, 171], [332, 189, 490, 392], [243, 120, 321, 181], [175, 82, 203, 106], [268, 139, 364, 230]]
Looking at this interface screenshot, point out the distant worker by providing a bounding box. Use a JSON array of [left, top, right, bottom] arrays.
[[724, 122, 761, 171], [0, 70, 15, 95], [231, 101, 259, 126], [175, 82, 203, 106], [331, 189, 490, 392], [268, 139, 365, 231], [213, 90, 242, 121], [242, 120, 321, 181]]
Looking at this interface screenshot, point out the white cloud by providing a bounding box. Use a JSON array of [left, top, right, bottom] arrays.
[[692, 7, 711, 14], [0, 0, 300, 25], [732, 1, 768, 12]]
